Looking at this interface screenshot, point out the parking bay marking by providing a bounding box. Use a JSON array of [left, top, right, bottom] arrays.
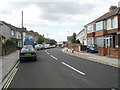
[[62, 62, 85, 76], [51, 55, 58, 60]]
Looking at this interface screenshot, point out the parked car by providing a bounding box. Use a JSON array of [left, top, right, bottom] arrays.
[[50, 45, 56, 48], [24, 39, 35, 47], [35, 44, 43, 50], [44, 44, 50, 49], [86, 44, 98, 53], [61, 44, 64, 48], [20, 45, 37, 61]]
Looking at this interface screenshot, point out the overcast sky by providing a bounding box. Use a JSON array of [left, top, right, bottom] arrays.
[[0, 0, 119, 42]]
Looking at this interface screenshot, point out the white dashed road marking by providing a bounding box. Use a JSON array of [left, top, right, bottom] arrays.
[[62, 62, 85, 76], [47, 52, 49, 55], [45, 50, 50, 55], [45, 50, 85, 75], [50, 55, 58, 60]]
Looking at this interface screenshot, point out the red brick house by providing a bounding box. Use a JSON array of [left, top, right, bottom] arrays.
[[85, 6, 120, 58]]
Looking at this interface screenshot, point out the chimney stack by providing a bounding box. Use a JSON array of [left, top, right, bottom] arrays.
[[109, 6, 117, 12]]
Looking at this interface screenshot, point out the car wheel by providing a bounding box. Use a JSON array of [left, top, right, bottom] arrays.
[[34, 57, 37, 61], [86, 50, 88, 52], [20, 58, 23, 62], [90, 50, 92, 53]]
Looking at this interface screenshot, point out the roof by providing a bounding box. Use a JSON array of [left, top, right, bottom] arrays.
[[76, 29, 84, 36], [29, 30, 40, 36], [85, 7, 120, 26], [67, 36, 73, 41], [1, 21, 20, 31], [20, 28, 29, 33]]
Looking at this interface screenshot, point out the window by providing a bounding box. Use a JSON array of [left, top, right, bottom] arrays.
[[96, 21, 103, 31], [95, 36, 104, 47], [87, 38, 92, 45], [87, 25, 94, 33], [11, 30, 15, 36], [111, 17, 116, 28]]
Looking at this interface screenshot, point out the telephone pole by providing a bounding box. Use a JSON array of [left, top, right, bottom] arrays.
[[21, 11, 24, 47], [22, 11, 23, 28]]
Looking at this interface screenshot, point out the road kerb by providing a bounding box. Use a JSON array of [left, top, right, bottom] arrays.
[[62, 49, 119, 68], [1, 61, 20, 90], [3, 68, 18, 90]]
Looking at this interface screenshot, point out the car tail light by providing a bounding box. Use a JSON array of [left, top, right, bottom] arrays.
[[31, 53, 36, 55]]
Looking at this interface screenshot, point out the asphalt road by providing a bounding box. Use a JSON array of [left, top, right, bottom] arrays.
[[8, 48, 119, 88]]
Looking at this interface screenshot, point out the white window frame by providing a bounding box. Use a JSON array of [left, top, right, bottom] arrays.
[[111, 17, 116, 29], [96, 21, 104, 31], [11, 30, 15, 36]]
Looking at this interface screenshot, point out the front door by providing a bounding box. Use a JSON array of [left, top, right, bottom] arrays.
[[105, 35, 112, 48]]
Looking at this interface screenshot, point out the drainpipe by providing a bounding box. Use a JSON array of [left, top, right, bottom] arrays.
[[0, 22, 3, 83], [0, 22, 3, 42]]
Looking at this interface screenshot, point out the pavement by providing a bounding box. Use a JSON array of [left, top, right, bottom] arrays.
[[62, 48, 119, 68], [8, 48, 118, 89], [0, 50, 19, 83]]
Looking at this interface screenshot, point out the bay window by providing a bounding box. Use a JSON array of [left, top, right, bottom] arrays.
[[96, 21, 104, 31]]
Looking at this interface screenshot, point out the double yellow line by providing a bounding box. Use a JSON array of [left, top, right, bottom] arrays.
[[2, 68, 18, 90]]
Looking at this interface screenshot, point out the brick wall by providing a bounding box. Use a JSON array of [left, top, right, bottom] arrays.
[[1, 46, 17, 56], [98, 47, 120, 59], [68, 43, 87, 52], [98, 47, 107, 56], [107, 29, 118, 34], [95, 30, 107, 37], [87, 32, 95, 38], [107, 47, 120, 59], [68, 43, 80, 52]]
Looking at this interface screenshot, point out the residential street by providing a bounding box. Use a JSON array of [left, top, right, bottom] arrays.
[[8, 48, 118, 88]]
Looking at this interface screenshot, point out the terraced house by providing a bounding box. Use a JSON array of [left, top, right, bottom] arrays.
[[76, 28, 87, 45], [0, 21, 22, 47], [85, 6, 120, 47], [85, 6, 120, 58], [0, 21, 41, 48], [29, 30, 40, 43]]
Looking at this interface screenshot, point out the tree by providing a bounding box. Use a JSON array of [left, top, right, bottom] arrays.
[[37, 36, 44, 44], [50, 39, 57, 45], [71, 33, 76, 43], [4, 39, 16, 47], [76, 39, 80, 44]]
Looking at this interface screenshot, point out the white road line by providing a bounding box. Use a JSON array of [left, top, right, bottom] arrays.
[[62, 62, 85, 76], [51, 55, 58, 60], [47, 52, 49, 55], [45, 50, 49, 55]]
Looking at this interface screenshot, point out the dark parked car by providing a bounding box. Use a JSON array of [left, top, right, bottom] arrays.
[[86, 44, 98, 53], [20, 45, 37, 62]]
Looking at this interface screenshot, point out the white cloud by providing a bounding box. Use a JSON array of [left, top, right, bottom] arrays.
[[0, 0, 120, 42]]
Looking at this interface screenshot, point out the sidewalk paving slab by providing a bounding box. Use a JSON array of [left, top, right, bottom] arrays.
[[0, 50, 19, 83], [62, 48, 119, 68]]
